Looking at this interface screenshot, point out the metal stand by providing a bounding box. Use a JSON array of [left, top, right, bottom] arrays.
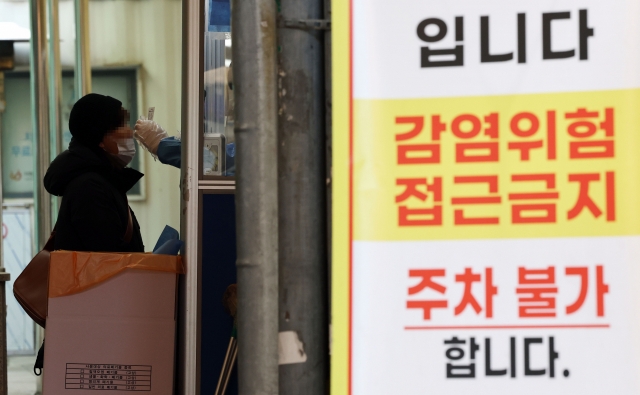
[[215, 333, 237, 395]]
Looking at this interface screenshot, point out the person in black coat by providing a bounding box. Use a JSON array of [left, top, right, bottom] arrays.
[[44, 93, 145, 252]]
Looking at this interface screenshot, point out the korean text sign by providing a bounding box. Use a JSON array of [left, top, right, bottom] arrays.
[[331, 1, 640, 394]]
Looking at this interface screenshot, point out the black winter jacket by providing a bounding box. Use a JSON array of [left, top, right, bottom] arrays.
[[44, 139, 145, 252]]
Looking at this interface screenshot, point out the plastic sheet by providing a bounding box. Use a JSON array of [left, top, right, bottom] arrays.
[[49, 251, 184, 298]]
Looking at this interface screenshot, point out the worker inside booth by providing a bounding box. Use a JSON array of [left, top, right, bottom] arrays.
[[134, 64, 235, 173]]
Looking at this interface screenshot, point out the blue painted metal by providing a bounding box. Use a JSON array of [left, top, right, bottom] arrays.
[[208, 0, 231, 33], [200, 194, 238, 395]]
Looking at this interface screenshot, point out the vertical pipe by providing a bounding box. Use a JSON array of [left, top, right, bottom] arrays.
[[0, 71, 5, 259], [29, 0, 52, 251], [324, 0, 332, 360], [47, 0, 63, 221], [47, 0, 62, 158], [74, 0, 91, 99], [30, 3, 51, 393], [277, 0, 328, 393], [0, 71, 9, 395], [178, 0, 203, 393], [232, 0, 279, 392]]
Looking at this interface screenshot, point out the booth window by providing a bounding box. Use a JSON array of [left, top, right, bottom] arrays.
[[1, 67, 143, 200]]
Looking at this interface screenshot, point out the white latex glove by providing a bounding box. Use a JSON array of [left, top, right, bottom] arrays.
[[134, 118, 168, 157]]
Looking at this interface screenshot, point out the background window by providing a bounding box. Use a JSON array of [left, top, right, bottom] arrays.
[[1, 67, 143, 199]]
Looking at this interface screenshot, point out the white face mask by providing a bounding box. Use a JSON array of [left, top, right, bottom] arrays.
[[116, 137, 136, 165]]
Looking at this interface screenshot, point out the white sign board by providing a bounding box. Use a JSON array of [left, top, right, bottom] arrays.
[[332, 1, 640, 394]]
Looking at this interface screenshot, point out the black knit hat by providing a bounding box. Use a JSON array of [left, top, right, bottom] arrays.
[[69, 93, 123, 147]]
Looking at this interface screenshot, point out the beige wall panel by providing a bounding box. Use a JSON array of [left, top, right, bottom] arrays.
[[89, 0, 182, 249]]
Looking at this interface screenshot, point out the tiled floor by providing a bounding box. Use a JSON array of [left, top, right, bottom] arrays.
[[8, 355, 38, 395]]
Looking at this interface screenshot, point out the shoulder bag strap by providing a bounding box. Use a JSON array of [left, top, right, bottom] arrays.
[[42, 221, 57, 252], [123, 207, 133, 244]]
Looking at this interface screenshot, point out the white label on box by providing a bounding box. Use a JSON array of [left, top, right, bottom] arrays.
[[65, 363, 152, 391]]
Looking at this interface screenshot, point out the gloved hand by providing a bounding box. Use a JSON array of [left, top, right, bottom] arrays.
[[134, 118, 169, 157]]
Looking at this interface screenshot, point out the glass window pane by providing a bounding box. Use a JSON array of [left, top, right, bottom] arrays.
[[204, 0, 234, 177], [1, 68, 142, 199]]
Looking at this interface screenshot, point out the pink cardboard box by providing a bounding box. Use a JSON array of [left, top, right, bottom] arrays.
[[43, 269, 178, 394]]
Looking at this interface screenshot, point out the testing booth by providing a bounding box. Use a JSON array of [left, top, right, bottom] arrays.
[[178, 0, 239, 393]]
